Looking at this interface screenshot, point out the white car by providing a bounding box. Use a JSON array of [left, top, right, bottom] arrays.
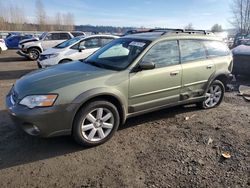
[[37, 35, 119, 68], [0, 39, 8, 53], [17, 31, 85, 60]]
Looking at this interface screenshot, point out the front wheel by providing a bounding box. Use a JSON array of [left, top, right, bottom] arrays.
[[73, 100, 120, 147], [198, 80, 225, 109], [28, 48, 40, 60]]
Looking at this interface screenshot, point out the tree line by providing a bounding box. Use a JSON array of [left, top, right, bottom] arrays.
[[0, 0, 75, 31]]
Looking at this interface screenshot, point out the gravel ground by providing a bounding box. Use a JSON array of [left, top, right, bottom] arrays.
[[0, 50, 249, 188]]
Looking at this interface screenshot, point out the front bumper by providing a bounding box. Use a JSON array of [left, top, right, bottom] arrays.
[[37, 57, 59, 68], [5, 93, 76, 137]]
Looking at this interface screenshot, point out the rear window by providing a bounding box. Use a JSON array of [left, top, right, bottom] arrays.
[[204, 41, 230, 57], [179, 40, 207, 63]]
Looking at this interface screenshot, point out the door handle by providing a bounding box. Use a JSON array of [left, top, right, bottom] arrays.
[[206, 65, 214, 69], [170, 71, 179, 76]]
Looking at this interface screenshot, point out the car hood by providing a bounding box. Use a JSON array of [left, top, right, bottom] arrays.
[[19, 38, 39, 45], [14, 61, 115, 99], [232, 45, 250, 55], [41, 47, 66, 55]]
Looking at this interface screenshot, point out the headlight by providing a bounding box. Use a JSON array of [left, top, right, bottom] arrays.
[[44, 53, 59, 59], [19, 94, 58, 108]]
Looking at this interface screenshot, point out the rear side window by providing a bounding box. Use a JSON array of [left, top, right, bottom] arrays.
[[204, 41, 230, 57], [179, 40, 207, 63], [142, 40, 180, 68], [60, 33, 71, 40]]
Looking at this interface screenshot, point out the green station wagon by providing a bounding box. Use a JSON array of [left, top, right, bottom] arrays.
[[6, 29, 233, 146]]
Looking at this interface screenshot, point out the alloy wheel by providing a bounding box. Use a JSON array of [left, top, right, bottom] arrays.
[[81, 108, 114, 142], [204, 84, 222, 108]]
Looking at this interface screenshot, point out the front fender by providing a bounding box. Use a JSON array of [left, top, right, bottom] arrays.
[[67, 87, 128, 127]]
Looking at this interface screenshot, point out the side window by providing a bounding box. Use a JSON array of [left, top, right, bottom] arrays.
[[204, 41, 230, 57], [142, 40, 179, 68], [179, 40, 207, 63], [79, 38, 100, 49], [60, 33, 71, 40], [45, 33, 60, 40], [100, 38, 114, 47], [51, 33, 60, 40]]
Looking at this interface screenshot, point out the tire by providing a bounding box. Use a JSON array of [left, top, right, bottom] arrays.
[[28, 48, 40, 60], [198, 80, 225, 109], [73, 100, 120, 147], [0, 47, 2, 54]]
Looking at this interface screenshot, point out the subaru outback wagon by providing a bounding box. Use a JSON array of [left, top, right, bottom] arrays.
[[6, 29, 233, 146]]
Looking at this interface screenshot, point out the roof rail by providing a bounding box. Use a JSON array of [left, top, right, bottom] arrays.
[[150, 28, 213, 35]]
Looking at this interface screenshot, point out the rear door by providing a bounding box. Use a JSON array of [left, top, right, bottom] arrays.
[[129, 40, 182, 112], [179, 40, 215, 99]]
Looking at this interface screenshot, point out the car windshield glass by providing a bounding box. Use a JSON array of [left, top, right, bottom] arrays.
[[84, 38, 150, 71], [39, 32, 47, 40], [54, 37, 83, 49]]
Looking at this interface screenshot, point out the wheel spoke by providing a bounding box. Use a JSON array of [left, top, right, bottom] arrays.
[[209, 98, 214, 106], [96, 108, 103, 119], [88, 128, 96, 140], [214, 86, 220, 93], [86, 113, 96, 123], [205, 97, 211, 104], [82, 123, 94, 131], [97, 128, 105, 139], [209, 86, 214, 93], [215, 91, 222, 97], [102, 113, 112, 122], [102, 122, 113, 129]]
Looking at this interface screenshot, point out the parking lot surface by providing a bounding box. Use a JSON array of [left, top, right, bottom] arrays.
[[0, 50, 249, 187]]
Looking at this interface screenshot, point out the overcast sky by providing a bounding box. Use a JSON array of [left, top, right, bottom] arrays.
[[1, 0, 232, 29]]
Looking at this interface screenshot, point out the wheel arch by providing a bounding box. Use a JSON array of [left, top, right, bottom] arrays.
[[69, 89, 127, 132], [205, 70, 231, 92], [59, 58, 73, 64], [27, 46, 42, 53]]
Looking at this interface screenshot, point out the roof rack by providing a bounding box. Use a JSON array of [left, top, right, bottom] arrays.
[[148, 28, 213, 35]]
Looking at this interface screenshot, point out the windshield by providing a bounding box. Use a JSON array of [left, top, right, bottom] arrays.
[[39, 32, 47, 40], [84, 38, 150, 71], [54, 37, 83, 49]]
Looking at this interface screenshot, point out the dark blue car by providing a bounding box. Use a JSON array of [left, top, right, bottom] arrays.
[[5, 35, 33, 49]]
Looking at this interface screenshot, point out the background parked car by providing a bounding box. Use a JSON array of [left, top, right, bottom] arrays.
[[17, 31, 85, 60], [0, 38, 8, 53], [232, 42, 250, 76], [37, 34, 118, 68], [5, 35, 33, 49]]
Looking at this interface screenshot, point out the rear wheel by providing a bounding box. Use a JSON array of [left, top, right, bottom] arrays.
[[73, 100, 120, 147], [0, 47, 2, 54], [198, 80, 225, 109], [28, 48, 40, 60]]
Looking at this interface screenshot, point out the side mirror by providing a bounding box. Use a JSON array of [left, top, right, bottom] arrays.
[[138, 61, 155, 71], [79, 46, 86, 52]]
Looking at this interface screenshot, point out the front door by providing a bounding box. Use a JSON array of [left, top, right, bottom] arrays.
[[129, 40, 182, 113]]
